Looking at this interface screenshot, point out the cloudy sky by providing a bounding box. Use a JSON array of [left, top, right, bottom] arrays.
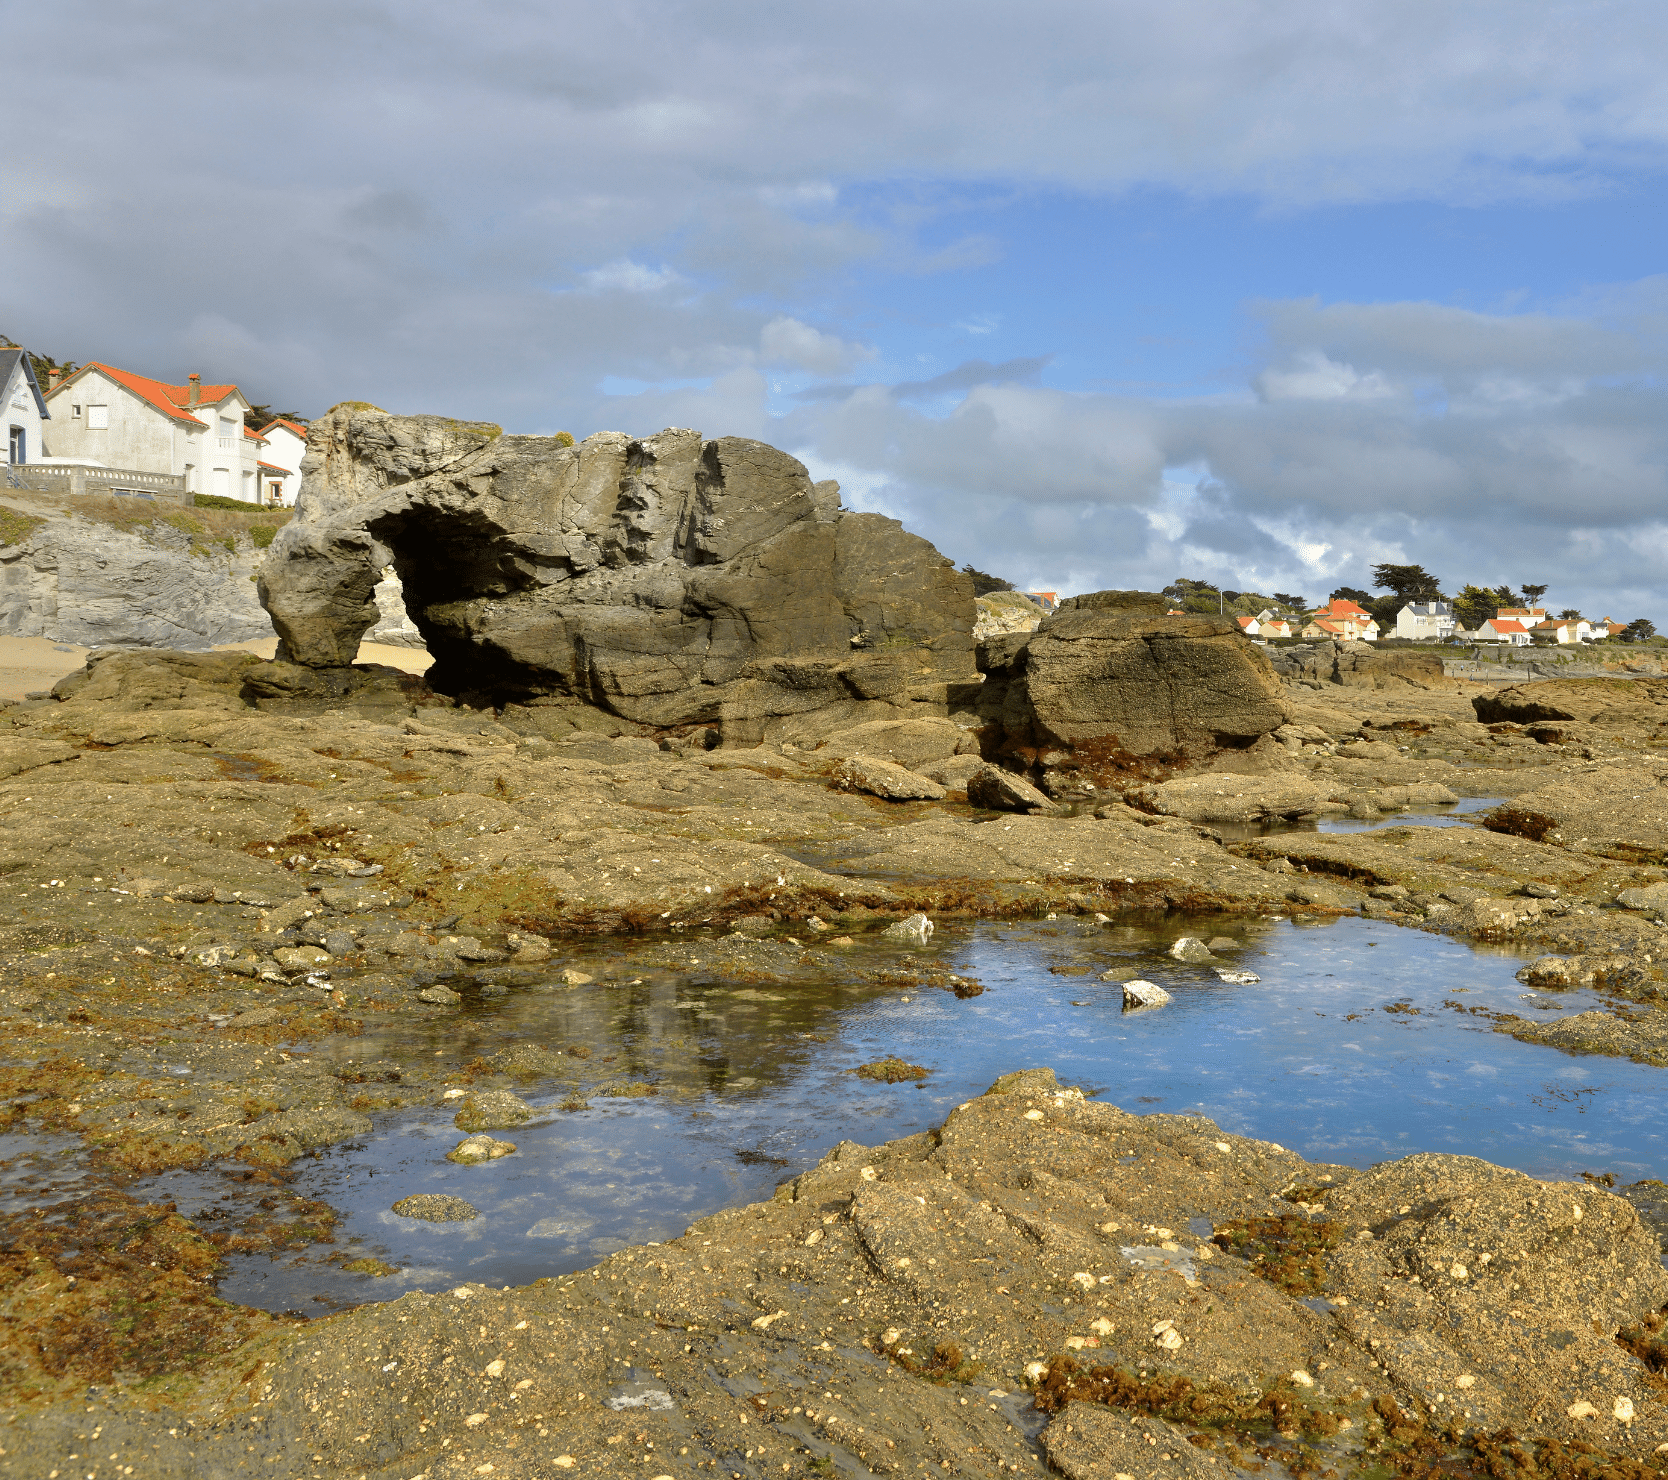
[[7, 1, 1668, 618]]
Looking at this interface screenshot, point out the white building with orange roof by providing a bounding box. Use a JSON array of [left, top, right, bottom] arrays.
[[251, 417, 308, 506], [43, 363, 280, 504], [1475, 618, 1532, 646], [1304, 597, 1379, 641]]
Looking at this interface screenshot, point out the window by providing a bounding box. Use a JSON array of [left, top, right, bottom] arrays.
[[71, 404, 81, 417], [213, 468, 230, 498], [219, 417, 236, 437], [87, 404, 109, 430], [8, 427, 23, 464]]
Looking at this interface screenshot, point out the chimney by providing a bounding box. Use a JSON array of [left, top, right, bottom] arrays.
[[47, 368, 60, 390], [188, 372, 201, 407]]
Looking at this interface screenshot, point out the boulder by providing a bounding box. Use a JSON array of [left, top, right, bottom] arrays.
[[453, 1090, 534, 1131], [1167, 937, 1215, 962], [830, 755, 947, 801], [965, 764, 1054, 813], [1134, 774, 1347, 825], [972, 590, 1044, 640], [881, 912, 934, 942], [391, 1193, 479, 1223], [815, 717, 974, 770], [977, 591, 1290, 757], [258, 409, 976, 742], [1122, 980, 1171, 1009], [1480, 764, 1668, 864], [1473, 677, 1668, 727]]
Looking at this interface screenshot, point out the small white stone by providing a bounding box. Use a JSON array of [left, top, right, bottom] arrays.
[[1291, 1370, 1314, 1387], [804, 1229, 823, 1246], [1455, 1375, 1476, 1389], [484, 1360, 505, 1377], [1615, 1397, 1636, 1422], [1024, 1362, 1049, 1381], [1214, 1141, 1232, 1153], [1450, 1262, 1469, 1280], [1064, 1336, 1086, 1350], [1071, 1272, 1095, 1289], [1090, 1317, 1114, 1335], [1024, 1109, 1045, 1121], [1567, 1400, 1598, 1420]]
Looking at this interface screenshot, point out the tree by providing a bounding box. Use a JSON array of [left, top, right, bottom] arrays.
[[1370, 564, 1444, 600], [1453, 584, 1505, 631], [1558, 608, 1581, 621], [244, 404, 309, 430], [1624, 618, 1657, 642], [1272, 592, 1307, 611], [1328, 586, 1373, 606], [961, 564, 1014, 596], [1519, 583, 1548, 606]]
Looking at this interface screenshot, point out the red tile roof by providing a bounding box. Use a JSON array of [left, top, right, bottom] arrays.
[[257, 460, 287, 473], [243, 427, 268, 445], [1314, 598, 1371, 619], [259, 418, 308, 437], [1485, 619, 1528, 635], [48, 362, 247, 429]]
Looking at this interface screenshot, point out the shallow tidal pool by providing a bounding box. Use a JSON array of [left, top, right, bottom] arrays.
[[194, 910, 1665, 1314]]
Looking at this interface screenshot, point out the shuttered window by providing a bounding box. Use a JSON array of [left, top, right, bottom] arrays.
[[87, 404, 109, 429]]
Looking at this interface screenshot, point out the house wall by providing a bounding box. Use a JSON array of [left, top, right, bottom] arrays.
[[44, 369, 192, 476], [3, 360, 46, 464], [259, 425, 306, 505]]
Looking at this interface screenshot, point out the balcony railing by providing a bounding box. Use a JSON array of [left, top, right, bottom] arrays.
[[4, 463, 189, 504]]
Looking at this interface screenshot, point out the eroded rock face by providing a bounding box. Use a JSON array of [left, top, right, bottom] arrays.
[[978, 590, 1291, 756], [258, 408, 975, 741]]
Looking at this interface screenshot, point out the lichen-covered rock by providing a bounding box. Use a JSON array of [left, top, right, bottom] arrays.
[[447, 1135, 517, 1164], [1122, 979, 1170, 1009], [452, 1089, 534, 1132], [391, 1193, 479, 1222], [258, 409, 975, 740]]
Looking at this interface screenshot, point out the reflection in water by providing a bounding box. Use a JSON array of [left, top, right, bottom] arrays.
[[1209, 796, 1500, 842], [211, 911, 1662, 1312]]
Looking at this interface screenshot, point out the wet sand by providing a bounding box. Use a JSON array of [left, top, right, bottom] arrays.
[[0, 633, 431, 702]]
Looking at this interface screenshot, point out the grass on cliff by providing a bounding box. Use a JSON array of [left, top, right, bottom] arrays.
[[0, 508, 46, 546], [50, 493, 292, 553]]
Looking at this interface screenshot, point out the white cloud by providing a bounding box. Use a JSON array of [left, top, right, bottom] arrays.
[[1256, 351, 1397, 402], [578, 260, 684, 294], [758, 317, 873, 376]]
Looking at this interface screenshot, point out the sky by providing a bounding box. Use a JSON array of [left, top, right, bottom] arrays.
[[6, 0, 1668, 619]]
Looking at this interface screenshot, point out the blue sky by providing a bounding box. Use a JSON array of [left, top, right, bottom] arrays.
[[6, 0, 1668, 618]]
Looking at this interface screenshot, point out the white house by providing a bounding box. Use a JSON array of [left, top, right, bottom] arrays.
[[1, 348, 49, 466], [251, 417, 307, 505], [1476, 618, 1532, 646], [42, 362, 281, 504], [1532, 617, 1593, 644], [1396, 600, 1456, 641]]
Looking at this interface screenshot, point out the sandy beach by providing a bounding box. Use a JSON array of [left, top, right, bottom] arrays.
[[0, 633, 431, 703]]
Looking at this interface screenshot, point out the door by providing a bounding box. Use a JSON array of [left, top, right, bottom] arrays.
[[6, 426, 22, 464]]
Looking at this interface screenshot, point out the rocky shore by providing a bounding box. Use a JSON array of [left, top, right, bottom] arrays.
[[3, 416, 1668, 1478]]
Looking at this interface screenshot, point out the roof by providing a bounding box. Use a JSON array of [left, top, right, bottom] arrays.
[[1306, 618, 1350, 635], [1485, 619, 1528, 634], [257, 418, 308, 438], [243, 427, 269, 445], [1237, 616, 1257, 629], [1316, 598, 1370, 618], [257, 460, 287, 473], [46, 362, 245, 428], [0, 349, 49, 418]]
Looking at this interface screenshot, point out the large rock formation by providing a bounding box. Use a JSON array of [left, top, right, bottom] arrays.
[[0, 504, 274, 649], [258, 408, 975, 742], [977, 590, 1290, 757]]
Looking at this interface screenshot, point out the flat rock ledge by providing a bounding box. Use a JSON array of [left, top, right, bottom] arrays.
[[13, 1066, 1668, 1480]]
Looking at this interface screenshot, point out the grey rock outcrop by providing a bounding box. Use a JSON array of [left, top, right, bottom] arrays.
[[258, 408, 975, 742], [0, 508, 274, 649], [976, 590, 1290, 757]]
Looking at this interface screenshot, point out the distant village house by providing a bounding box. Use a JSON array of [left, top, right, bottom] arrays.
[[1302, 597, 1379, 642], [42, 363, 284, 504], [1395, 600, 1456, 641]]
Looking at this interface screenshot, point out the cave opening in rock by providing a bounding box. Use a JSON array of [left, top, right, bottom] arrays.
[[366, 505, 542, 701]]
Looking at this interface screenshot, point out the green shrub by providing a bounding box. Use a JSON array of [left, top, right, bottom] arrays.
[[250, 524, 278, 549], [193, 493, 270, 512]]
